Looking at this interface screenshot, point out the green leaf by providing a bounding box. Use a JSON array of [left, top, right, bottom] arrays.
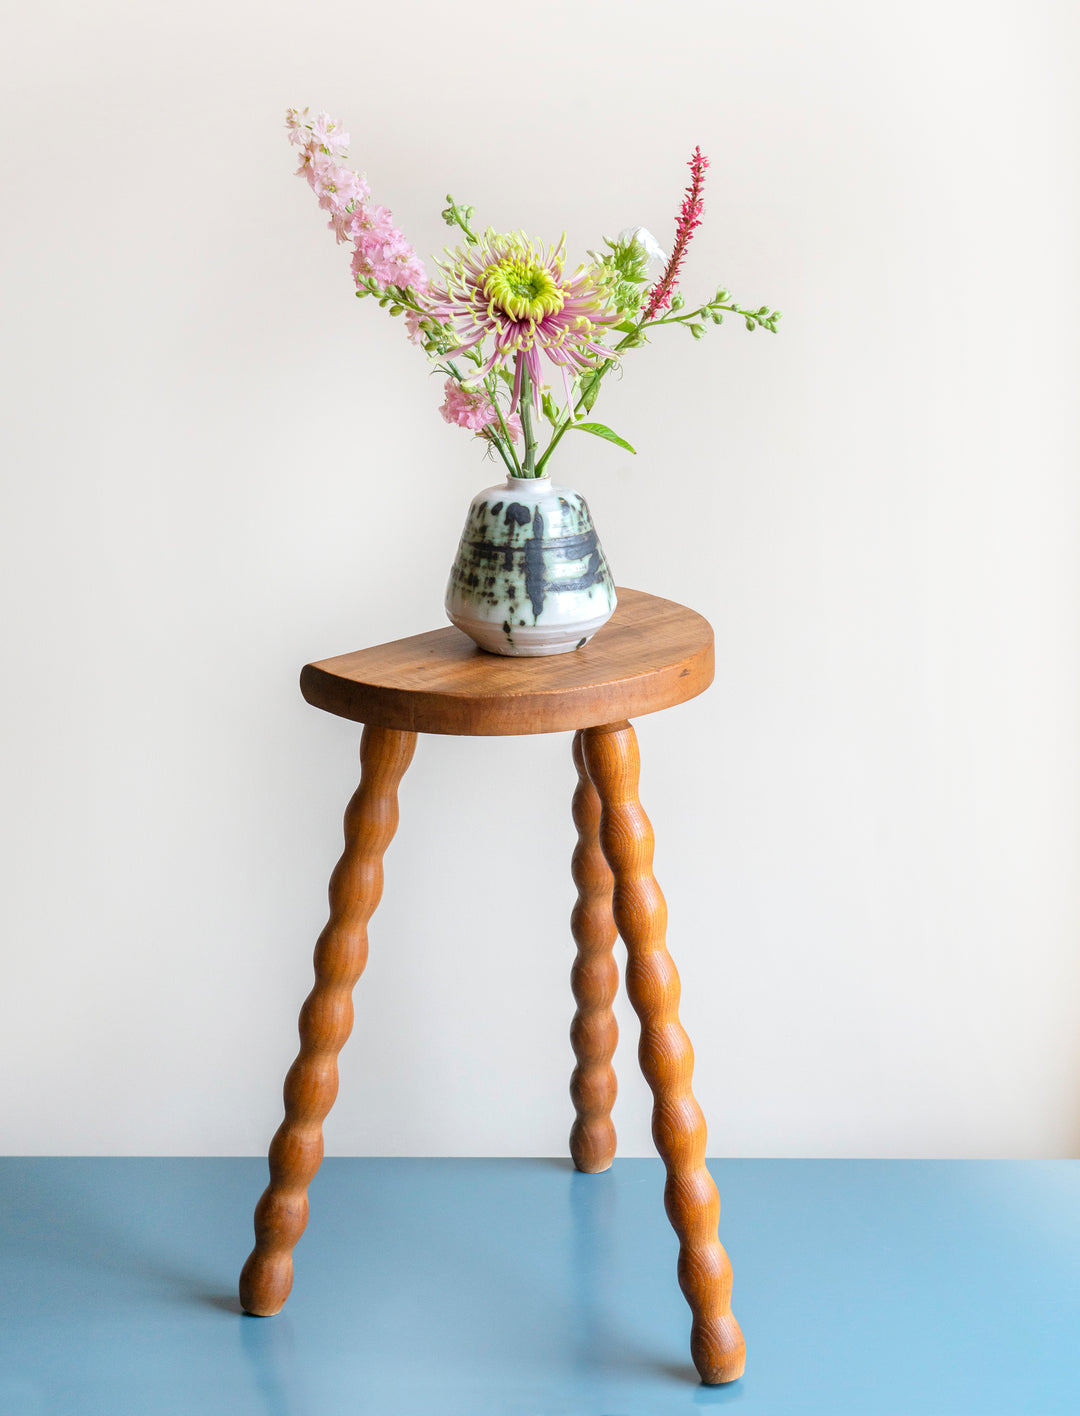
[[579, 372, 603, 412], [572, 422, 637, 454], [541, 392, 560, 428], [614, 319, 640, 335]]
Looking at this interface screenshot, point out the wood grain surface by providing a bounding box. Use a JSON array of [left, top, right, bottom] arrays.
[[299, 588, 713, 736], [581, 720, 746, 1385], [238, 725, 416, 1317], [568, 729, 620, 1173]]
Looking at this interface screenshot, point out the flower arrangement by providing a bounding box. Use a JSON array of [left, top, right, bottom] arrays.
[[285, 108, 780, 481]]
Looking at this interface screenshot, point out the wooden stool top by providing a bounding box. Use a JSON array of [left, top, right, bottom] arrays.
[[300, 588, 714, 736]]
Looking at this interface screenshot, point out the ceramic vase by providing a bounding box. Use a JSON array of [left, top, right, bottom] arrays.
[[445, 473, 617, 656]]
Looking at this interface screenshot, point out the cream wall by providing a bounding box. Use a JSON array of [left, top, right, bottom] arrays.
[[2, 0, 1078, 1157]]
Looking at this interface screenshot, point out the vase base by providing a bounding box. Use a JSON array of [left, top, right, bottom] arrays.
[[447, 607, 614, 657]]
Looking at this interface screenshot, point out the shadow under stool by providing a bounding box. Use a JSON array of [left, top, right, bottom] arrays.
[[238, 586, 745, 1385]]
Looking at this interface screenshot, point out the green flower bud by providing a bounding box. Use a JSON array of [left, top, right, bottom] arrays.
[[690, 323, 706, 339], [389, 304, 404, 316], [671, 292, 686, 311]]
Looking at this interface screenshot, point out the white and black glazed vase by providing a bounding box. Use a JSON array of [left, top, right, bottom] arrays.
[[445, 473, 617, 656]]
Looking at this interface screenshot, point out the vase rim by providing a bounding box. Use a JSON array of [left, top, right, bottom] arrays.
[[505, 471, 551, 483]]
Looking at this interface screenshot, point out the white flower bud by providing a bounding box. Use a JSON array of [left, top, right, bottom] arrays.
[[617, 226, 667, 264]]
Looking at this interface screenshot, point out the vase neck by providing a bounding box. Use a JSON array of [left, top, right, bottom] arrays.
[[506, 472, 550, 487]]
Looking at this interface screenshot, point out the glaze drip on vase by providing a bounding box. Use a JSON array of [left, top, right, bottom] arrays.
[[445, 474, 617, 656]]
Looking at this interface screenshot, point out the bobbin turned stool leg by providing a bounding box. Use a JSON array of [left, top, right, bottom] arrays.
[[581, 720, 745, 1385], [569, 729, 620, 1173], [239, 724, 416, 1317]]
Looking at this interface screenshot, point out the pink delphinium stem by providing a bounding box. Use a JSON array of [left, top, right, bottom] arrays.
[[642, 146, 709, 322], [284, 108, 428, 295]]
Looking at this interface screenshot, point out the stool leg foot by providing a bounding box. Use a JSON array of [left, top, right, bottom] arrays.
[[569, 729, 619, 1173], [582, 721, 745, 1385], [239, 725, 416, 1317]]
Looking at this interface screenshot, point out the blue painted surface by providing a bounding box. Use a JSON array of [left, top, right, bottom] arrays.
[[0, 1158, 1078, 1415]]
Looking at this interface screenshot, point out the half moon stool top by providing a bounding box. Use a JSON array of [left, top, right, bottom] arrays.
[[300, 586, 714, 735], [239, 586, 747, 1388]]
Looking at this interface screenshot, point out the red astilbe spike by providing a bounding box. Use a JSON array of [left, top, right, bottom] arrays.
[[643, 146, 710, 323]]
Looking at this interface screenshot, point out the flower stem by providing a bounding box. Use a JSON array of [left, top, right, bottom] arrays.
[[486, 427, 518, 477], [485, 375, 523, 476], [519, 369, 539, 477], [536, 343, 624, 475]]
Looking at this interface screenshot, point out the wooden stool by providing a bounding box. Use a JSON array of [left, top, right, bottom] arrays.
[[238, 587, 746, 1385]]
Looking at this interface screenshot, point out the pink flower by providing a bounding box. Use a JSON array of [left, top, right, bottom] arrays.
[[349, 204, 397, 244], [349, 205, 427, 289], [379, 236, 427, 291], [405, 310, 427, 344], [286, 108, 350, 160], [308, 112, 350, 158], [285, 107, 312, 147], [440, 379, 521, 441], [285, 107, 428, 294], [643, 146, 709, 321], [311, 153, 370, 232]]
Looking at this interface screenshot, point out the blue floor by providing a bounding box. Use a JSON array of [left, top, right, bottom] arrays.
[[1, 1159, 1078, 1415]]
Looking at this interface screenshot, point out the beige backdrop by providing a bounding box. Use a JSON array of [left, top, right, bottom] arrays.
[[2, 0, 1078, 1156]]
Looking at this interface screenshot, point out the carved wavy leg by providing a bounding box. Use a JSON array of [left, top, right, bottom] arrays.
[[569, 729, 619, 1173], [581, 720, 745, 1385], [239, 724, 416, 1317]]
